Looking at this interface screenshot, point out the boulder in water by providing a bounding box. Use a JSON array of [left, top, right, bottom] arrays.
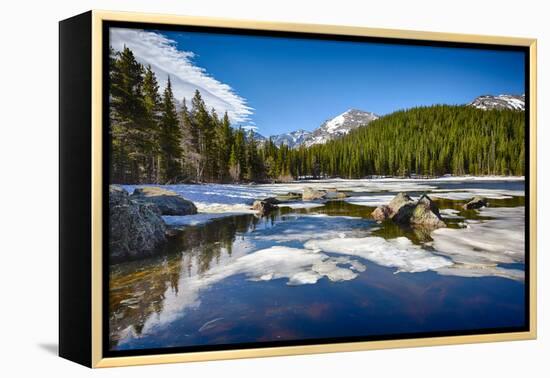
[[252, 198, 279, 215], [131, 186, 197, 215], [463, 196, 488, 210], [409, 194, 446, 228], [302, 187, 326, 201], [371, 192, 446, 228], [109, 186, 167, 261]]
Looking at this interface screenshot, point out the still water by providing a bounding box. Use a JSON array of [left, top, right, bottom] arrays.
[[110, 179, 526, 351]]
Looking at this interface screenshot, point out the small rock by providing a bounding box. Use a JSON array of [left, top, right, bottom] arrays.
[[275, 192, 302, 202], [463, 196, 488, 210], [324, 189, 348, 199], [372, 205, 392, 221], [252, 199, 278, 215], [302, 187, 326, 201], [131, 186, 197, 215]]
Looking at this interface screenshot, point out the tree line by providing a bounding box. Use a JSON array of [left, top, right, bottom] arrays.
[[109, 46, 268, 184], [294, 105, 525, 178], [109, 45, 525, 184]]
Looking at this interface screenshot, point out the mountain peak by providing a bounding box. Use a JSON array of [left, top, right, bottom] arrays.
[[468, 94, 525, 111], [269, 108, 379, 148], [305, 109, 379, 147]]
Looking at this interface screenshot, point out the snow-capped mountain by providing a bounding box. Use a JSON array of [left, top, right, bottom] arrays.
[[265, 109, 379, 148], [304, 109, 379, 147], [270, 129, 312, 148], [468, 94, 525, 111], [247, 130, 267, 143]]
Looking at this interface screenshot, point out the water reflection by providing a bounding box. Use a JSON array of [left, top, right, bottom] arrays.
[[109, 186, 526, 350]]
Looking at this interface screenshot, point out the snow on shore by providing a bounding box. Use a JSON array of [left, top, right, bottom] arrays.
[[125, 176, 523, 213]]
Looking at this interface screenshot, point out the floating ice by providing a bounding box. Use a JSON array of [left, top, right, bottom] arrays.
[[439, 208, 464, 219], [344, 194, 397, 207], [430, 207, 525, 266], [278, 202, 325, 209], [430, 188, 524, 200], [304, 236, 453, 273]]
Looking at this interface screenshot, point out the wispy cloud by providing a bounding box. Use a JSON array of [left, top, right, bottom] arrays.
[[110, 28, 253, 124]]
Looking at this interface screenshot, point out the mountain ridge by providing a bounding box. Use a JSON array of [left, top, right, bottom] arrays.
[[250, 94, 525, 147]]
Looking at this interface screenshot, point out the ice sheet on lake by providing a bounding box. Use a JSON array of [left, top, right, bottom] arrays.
[[439, 208, 464, 219], [305, 236, 453, 273], [278, 202, 325, 209], [430, 207, 524, 265], [430, 188, 524, 200], [302, 206, 525, 280], [344, 194, 396, 207]]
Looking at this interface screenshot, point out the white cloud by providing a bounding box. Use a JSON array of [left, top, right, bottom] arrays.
[[109, 28, 253, 124]]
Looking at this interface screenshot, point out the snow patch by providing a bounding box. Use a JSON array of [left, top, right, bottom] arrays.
[[304, 236, 453, 273], [429, 207, 524, 272]]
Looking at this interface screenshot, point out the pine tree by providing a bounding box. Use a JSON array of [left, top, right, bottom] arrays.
[[109, 46, 149, 183], [190, 90, 213, 182], [141, 65, 162, 182], [215, 112, 233, 182], [228, 145, 240, 182], [158, 76, 183, 183]]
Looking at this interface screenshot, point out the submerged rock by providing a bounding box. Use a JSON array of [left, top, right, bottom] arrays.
[[109, 185, 166, 261], [276, 192, 302, 201], [463, 196, 488, 210], [302, 187, 327, 201], [252, 198, 279, 215], [131, 186, 197, 215], [371, 192, 446, 228], [324, 189, 348, 199]]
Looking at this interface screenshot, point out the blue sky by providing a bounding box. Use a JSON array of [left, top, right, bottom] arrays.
[[111, 28, 525, 137]]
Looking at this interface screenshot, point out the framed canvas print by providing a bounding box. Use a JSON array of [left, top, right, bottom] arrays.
[[59, 10, 537, 368]]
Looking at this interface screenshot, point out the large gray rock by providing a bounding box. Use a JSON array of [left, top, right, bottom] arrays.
[[302, 187, 326, 201], [372, 192, 415, 222], [409, 195, 446, 228], [131, 186, 197, 215], [109, 186, 166, 261], [389, 193, 417, 223], [463, 196, 488, 210], [371, 192, 446, 228]]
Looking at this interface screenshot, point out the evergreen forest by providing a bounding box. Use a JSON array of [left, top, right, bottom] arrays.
[[109, 46, 525, 185]]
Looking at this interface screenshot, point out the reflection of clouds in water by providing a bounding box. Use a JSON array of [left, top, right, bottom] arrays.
[[116, 204, 525, 347], [118, 246, 365, 346]]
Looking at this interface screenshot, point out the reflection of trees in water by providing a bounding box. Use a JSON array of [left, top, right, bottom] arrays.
[[108, 212, 272, 349]]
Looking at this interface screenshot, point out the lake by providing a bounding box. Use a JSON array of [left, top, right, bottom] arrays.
[[109, 177, 526, 351]]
